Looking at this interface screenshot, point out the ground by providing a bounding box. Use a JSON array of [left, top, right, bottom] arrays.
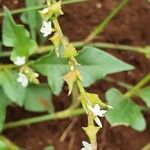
[[0, 0, 150, 149]]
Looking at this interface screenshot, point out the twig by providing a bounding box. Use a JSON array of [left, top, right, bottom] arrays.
[[68, 131, 76, 150], [59, 118, 78, 142], [0, 0, 88, 17], [124, 73, 150, 98], [104, 77, 132, 90], [0, 41, 146, 58]]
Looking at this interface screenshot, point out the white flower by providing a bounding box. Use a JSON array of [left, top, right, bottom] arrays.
[[89, 104, 107, 117], [94, 117, 102, 128], [41, 8, 49, 14], [40, 21, 52, 37], [81, 141, 92, 150], [88, 104, 107, 127], [14, 56, 25, 66], [17, 73, 28, 87]]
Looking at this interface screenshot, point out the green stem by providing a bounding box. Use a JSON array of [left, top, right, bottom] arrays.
[[87, 42, 144, 53], [77, 80, 91, 111], [0, 42, 145, 58], [84, 0, 129, 43], [3, 76, 149, 130], [0, 0, 87, 17], [88, 113, 94, 125], [0, 60, 34, 71], [0, 64, 16, 70], [70, 85, 80, 109], [124, 73, 150, 98], [104, 77, 132, 90], [4, 108, 85, 129], [0, 51, 11, 57]]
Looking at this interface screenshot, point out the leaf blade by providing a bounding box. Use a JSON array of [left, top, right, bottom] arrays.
[[77, 46, 134, 87], [2, 7, 37, 61], [138, 87, 150, 107], [0, 70, 26, 106], [105, 88, 146, 131], [24, 84, 53, 112], [33, 52, 69, 95]]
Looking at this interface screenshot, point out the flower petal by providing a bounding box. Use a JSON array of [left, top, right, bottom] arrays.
[[94, 104, 101, 114], [97, 110, 107, 117], [40, 21, 52, 37], [17, 73, 28, 88], [14, 56, 25, 66], [82, 141, 89, 147], [22, 80, 28, 87], [41, 8, 49, 14], [95, 117, 102, 128], [82, 141, 92, 150], [94, 104, 100, 111]]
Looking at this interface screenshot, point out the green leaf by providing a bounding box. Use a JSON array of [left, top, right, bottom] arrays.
[[0, 70, 26, 106], [77, 46, 134, 87], [33, 46, 134, 95], [21, 0, 43, 40], [24, 0, 38, 40], [2, 7, 37, 61], [24, 84, 53, 112], [138, 87, 150, 107], [0, 140, 7, 150], [0, 89, 10, 132], [86, 92, 108, 108], [33, 52, 69, 95], [105, 88, 146, 131]]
